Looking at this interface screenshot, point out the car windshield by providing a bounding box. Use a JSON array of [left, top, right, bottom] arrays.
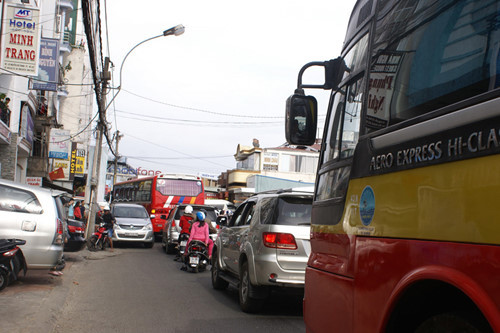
[[261, 196, 312, 226], [113, 206, 148, 218], [174, 206, 216, 221]]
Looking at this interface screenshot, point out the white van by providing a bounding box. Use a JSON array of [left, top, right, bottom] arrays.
[[204, 199, 237, 213], [0, 179, 66, 269]]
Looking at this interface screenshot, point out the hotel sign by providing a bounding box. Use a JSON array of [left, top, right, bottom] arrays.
[[1, 6, 41, 76]]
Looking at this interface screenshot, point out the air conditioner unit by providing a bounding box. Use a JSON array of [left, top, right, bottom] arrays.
[[55, 14, 62, 33]]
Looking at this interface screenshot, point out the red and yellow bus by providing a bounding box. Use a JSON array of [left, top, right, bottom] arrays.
[[286, 0, 500, 332], [112, 174, 204, 236]]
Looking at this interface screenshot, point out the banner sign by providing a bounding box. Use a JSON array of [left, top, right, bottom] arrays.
[[26, 177, 42, 186], [31, 38, 59, 91], [69, 143, 86, 180], [48, 129, 70, 159], [1, 5, 41, 76], [49, 167, 65, 181]]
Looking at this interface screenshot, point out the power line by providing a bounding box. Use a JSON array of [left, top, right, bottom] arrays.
[[123, 132, 232, 169], [121, 88, 282, 119], [124, 154, 233, 160], [114, 109, 282, 125]]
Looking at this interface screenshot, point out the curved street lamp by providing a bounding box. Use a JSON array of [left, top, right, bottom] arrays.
[[106, 24, 185, 111], [118, 24, 185, 91], [88, 25, 185, 238]]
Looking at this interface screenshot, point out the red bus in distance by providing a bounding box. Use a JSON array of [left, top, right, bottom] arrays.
[[112, 174, 205, 237]]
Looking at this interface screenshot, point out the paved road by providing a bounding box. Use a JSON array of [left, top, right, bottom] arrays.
[[1, 243, 305, 333]]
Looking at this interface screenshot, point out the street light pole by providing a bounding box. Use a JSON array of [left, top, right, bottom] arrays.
[[105, 24, 185, 110], [85, 25, 185, 237], [86, 57, 111, 238], [112, 130, 123, 185]]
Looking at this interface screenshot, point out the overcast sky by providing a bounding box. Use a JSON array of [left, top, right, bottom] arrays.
[[103, 0, 358, 176]]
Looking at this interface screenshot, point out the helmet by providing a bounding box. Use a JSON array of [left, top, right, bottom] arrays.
[[184, 205, 193, 214], [103, 204, 110, 211], [196, 211, 205, 221]]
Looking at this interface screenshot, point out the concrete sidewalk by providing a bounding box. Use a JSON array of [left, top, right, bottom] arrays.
[[0, 248, 122, 333]]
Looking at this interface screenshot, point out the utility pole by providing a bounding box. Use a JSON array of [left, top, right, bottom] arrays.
[[112, 130, 123, 186], [86, 57, 111, 238]]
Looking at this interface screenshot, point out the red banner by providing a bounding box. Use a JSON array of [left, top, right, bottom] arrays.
[[49, 167, 65, 180]]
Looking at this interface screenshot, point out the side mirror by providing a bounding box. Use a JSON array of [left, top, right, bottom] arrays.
[[285, 94, 317, 146], [216, 216, 228, 227]]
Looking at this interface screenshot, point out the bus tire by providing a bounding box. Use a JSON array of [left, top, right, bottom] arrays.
[[415, 312, 491, 333]]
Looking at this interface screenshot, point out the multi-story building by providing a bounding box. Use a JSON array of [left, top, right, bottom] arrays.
[[224, 139, 320, 203], [0, 0, 96, 199]]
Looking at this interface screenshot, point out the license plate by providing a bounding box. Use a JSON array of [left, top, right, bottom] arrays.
[[180, 241, 187, 246], [189, 256, 199, 264], [126, 232, 138, 237]]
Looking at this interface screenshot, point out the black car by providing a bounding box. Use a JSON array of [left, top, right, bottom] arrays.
[[64, 218, 86, 252]]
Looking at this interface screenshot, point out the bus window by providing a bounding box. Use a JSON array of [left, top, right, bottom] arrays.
[[156, 179, 202, 197], [366, 0, 500, 132], [317, 76, 363, 202]]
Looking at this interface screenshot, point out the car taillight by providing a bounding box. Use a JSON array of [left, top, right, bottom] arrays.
[[68, 225, 85, 233], [262, 232, 297, 250], [57, 218, 63, 234], [53, 218, 64, 245]]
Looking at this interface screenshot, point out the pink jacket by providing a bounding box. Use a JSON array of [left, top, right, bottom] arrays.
[[188, 221, 209, 244]]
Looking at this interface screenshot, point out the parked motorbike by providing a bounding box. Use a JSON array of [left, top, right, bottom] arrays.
[[87, 223, 110, 251], [0, 239, 27, 291], [184, 240, 209, 273]]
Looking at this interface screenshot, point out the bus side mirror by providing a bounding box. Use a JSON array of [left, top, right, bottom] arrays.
[[285, 94, 317, 146]]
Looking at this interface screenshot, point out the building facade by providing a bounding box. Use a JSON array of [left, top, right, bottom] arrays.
[[224, 140, 320, 203], [0, 0, 98, 200]]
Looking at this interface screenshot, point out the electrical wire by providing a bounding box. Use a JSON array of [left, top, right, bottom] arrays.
[[121, 88, 282, 119], [114, 109, 282, 125], [123, 132, 233, 169]]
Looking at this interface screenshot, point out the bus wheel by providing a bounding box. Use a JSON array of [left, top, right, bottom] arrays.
[[415, 313, 491, 333]]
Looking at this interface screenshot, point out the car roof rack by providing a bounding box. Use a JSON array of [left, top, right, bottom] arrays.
[[255, 187, 314, 195]]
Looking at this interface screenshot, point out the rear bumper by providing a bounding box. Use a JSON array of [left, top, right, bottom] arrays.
[[64, 235, 86, 252], [253, 255, 306, 287], [25, 245, 63, 269]]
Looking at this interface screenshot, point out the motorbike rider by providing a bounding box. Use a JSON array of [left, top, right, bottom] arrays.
[[199, 208, 218, 236], [179, 205, 195, 236], [174, 205, 194, 261], [101, 206, 116, 252], [181, 211, 213, 271]]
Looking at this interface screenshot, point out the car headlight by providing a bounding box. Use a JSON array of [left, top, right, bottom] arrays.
[[144, 223, 153, 231], [114, 224, 122, 230]]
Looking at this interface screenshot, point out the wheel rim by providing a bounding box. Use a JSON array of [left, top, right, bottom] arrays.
[[241, 270, 249, 301]]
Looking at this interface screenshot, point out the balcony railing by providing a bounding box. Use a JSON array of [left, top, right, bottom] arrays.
[[0, 107, 10, 127]]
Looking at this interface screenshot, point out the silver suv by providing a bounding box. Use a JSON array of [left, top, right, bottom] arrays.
[[211, 188, 312, 312], [0, 179, 66, 269]]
